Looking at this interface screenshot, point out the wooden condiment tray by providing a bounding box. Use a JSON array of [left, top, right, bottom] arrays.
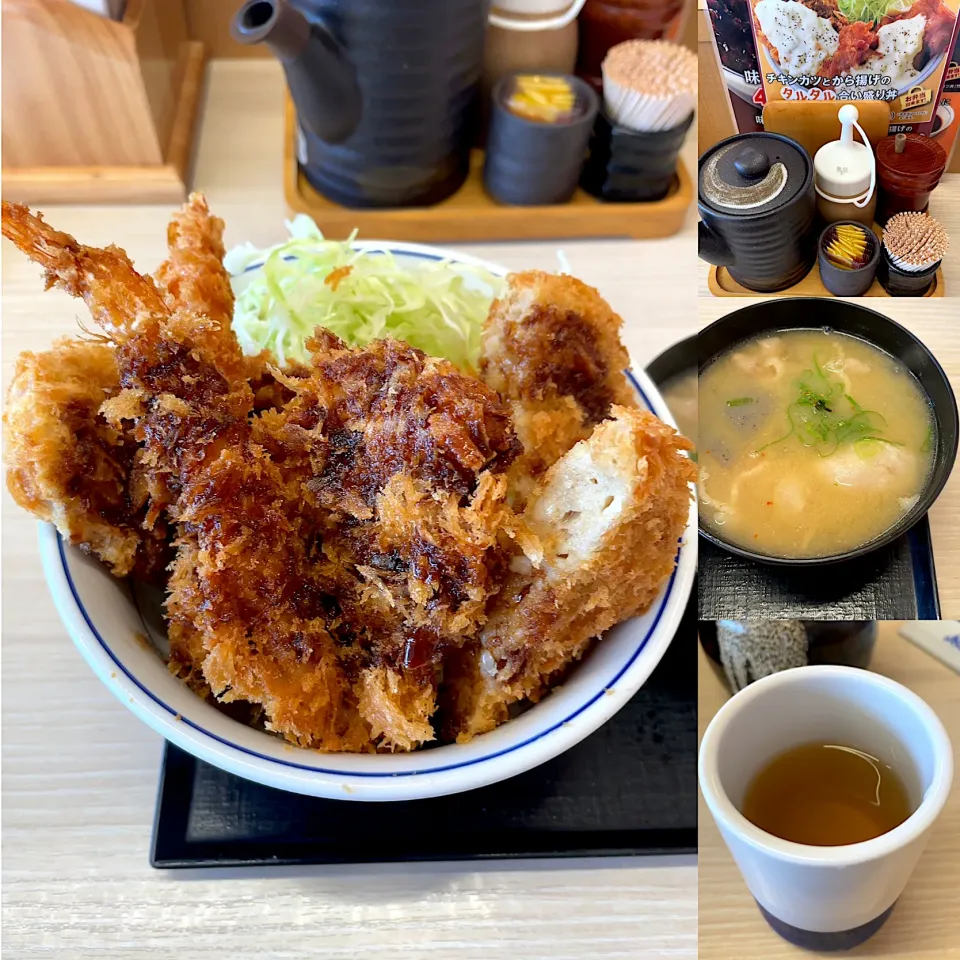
[[708, 262, 944, 298], [283, 99, 692, 242], [707, 101, 946, 296], [709, 220, 945, 298]]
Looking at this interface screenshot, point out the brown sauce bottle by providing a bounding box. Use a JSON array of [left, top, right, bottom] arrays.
[[875, 133, 947, 226], [576, 0, 686, 90]]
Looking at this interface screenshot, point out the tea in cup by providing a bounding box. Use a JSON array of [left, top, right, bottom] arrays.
[[699, 665, 953, 950]]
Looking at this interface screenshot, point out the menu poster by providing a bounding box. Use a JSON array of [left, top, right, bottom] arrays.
[[705, 0, 766, 131], [934, 21, 960, 162], [746, 0, 960, 136]]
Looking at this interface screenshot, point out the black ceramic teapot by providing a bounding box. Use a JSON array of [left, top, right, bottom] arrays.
[[698, 133, 817, 293], [233, 0, 489, 209]]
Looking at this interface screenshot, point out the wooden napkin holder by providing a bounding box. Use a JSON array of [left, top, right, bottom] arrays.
[[762, 100, 892, 159], [1, 0, 205, 203]]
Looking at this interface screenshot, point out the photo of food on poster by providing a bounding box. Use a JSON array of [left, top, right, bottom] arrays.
[[706, 0, 767, 131], [750, 0, 959, 134], [933, 26, 960, 161]]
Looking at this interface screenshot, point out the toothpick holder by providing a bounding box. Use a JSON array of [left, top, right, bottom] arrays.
[[581, 108, 694, 203]]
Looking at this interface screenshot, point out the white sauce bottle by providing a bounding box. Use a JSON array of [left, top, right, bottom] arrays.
[[814, 105, 877, 227]]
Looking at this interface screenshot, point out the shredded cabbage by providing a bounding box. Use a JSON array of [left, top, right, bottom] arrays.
[[225, 215, 502, 372], [837, 0, 911, 22]]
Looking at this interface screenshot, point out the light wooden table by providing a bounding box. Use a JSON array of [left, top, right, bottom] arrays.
[[0, 61, 698, 959], [699, 297, 960, 617], [698, 623, 960, 958]]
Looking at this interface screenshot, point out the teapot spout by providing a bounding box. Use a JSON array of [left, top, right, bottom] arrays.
[[232, 0, 361, 145]]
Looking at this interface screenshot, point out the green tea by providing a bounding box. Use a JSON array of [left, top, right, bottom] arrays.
[[741, 741, 913, 846]]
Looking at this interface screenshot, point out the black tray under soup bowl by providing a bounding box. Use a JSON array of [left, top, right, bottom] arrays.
[[698, 298, 958, 567]]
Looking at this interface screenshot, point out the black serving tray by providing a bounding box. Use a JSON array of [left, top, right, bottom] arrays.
[[698, 517, 940, 620], [151, 599, 697, 869]]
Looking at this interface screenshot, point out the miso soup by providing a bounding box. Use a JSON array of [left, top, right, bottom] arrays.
[[699, 330, 935, 558]]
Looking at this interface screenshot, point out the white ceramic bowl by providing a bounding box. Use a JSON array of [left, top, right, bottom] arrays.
[[699, 666, 953, 945], [933, 103, 955, 140], [37, 241, 696, 801]]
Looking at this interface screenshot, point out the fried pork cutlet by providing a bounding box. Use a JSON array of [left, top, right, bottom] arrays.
[[259, 331, 530, 749], [441, 407, 694, 741], [3, 337, 169, 581], [166, 619, 212, 697], [2, 200, 370, 751], [3, 198, 693, 755], [480, 271, 638, 503], [2, 200, 537, 753]]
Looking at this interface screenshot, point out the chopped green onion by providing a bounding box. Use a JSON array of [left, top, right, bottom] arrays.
[[726, 397, 755, 407], [755, 354, 901, 456]]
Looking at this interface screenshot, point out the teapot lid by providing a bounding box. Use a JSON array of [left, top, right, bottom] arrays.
[[699, 133, 810, 217]]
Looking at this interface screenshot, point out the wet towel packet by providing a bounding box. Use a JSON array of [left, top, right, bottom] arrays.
[[899, 621, 960, 674]]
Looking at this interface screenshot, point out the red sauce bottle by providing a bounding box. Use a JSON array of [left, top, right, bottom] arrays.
[[576, 0, 686, 91], [875, 134, 947, 226]]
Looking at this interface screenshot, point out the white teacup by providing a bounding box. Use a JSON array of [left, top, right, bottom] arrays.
[[699, 665, 953, 950]]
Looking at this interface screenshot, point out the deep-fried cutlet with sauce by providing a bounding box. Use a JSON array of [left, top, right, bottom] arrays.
[[480, 271, 638, 504], [3, 337, 169, 581], [2, 199, 372, 751], [4, 199, 693, 754], [2, 194, 244, 582], [441, 407, 694, 741], [260, 331, 533, 749]]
